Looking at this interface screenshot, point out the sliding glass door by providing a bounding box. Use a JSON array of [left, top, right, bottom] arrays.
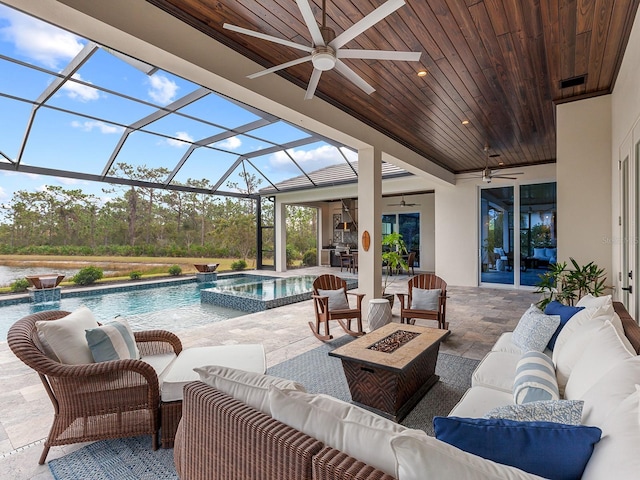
[[480, 187, 514, 285], [382, 212, 421, 267], [480, 183, 557, 287]]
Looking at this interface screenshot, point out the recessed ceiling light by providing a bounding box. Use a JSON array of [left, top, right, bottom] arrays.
[[417, 70, 428, 77], [461, 119, 470, 125]]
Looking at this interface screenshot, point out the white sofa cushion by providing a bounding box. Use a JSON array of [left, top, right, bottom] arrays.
[[35, 306, 99, 364], [491, 332, 552, 356], [553, 307, 621, 395], [564, 321, 635, 400], [581, 385, 640, 480], [268, 385, 424, 476], [391, 432, 546, 480], [472, 351, 520, 393], [195, 364, 303, 414], [580, 355, 640, 426], [449, 386, 514, 418]]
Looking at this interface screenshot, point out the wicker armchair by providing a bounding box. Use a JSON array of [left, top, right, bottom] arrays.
[[396, 274, 448, 330], [7, 310, 182, 464]]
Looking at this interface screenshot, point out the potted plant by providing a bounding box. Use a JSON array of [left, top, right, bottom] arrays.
[[535, 257, 607, 309], [381, 232, 409, 307]]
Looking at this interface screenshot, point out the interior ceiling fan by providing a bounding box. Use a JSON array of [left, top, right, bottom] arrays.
[[389, 195, 420, 207], [223, 0, 422, 100], [474, 145, 524, 183]]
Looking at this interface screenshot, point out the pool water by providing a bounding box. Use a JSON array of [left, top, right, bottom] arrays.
[[0, 274, 278, 340]]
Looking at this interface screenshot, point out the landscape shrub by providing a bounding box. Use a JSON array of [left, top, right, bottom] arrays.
[[10, 278, 30, 292], [129, 271, 142, 280], [286, 245, 298, 267], [302, 248, 317, 266], [231, 259, 247, 271], [168, 265, 182, 276], [72, 266, 104, 285]]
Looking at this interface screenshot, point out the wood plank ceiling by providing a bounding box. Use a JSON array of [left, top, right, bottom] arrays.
[[146, 0, 639, 174]]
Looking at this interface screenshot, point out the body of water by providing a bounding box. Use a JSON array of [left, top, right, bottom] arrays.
[[0, 274, 290, 340]]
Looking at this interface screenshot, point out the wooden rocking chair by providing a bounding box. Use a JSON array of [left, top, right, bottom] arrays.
[[310, 274, 365, 341], [396, 273, 449, 330]]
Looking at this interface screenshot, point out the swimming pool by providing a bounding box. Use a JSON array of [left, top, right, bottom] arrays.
[[201, 275, 359, 312], [0, 274, 276, 340]]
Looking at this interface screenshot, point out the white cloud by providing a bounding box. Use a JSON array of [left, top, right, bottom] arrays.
[[0, 186, 7, 201], [0, 7, 84, 69], [148, 74, 178, 104], [270, 144, 343, 171], [55, 177, 81, 186], [70, 120, 123, 134], [166, 131, 194, 148], [1, 170, 41, 180], [216, 136, 242, 150], [62, 73, 100, 102]]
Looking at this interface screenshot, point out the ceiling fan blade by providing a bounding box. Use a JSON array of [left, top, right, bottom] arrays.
[[304, 68, 322, 100], [223, 23, 313, 53], [492, 176, 518, 180], [330, 0, 406, 49], [337, 49, 421, 61], [295, 0, 325, 46], [334, 60, 375, 95], [247, 55, 313, 79]]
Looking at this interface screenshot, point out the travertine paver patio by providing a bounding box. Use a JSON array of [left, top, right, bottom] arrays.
[[0, 266, 539, 479]]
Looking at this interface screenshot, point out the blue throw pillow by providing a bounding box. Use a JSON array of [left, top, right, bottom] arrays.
[[433, 417, 601, 480], [544, 301, 585, 350], [85, 318, 140, 362]]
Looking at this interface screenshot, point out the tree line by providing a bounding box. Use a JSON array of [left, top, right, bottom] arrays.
[[0, 163, 317, 262]]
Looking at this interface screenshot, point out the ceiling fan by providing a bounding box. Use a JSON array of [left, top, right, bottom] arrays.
[[223, 0, 422, 100], [389, 195, 420, 207], [474, 145, 524, 183]]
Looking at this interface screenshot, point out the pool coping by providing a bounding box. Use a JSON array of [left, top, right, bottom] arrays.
[[0, 273, 281, 307]]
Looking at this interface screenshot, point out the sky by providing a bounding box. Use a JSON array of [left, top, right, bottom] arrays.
[[0, 3, 356, 209]]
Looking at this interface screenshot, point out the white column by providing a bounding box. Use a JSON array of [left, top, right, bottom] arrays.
[[357, 147, 383, 306], [275, 198, 287, 272], [316, 207, 323, 266]]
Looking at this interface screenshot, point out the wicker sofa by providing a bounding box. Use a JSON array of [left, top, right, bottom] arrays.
[[174, 300, 640, 480]]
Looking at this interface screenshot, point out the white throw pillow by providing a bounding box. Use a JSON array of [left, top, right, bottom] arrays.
[[391, 433, 545, 480], [317, 287, 350, 310], [268, 386, 422, 476], [35, 306, 99, 364], [410, 288, 441, 310], [581, 385, 640, 480], [194, 365, 305, 415], [580, 356, 640, 426], [564, 321, 635, 400]]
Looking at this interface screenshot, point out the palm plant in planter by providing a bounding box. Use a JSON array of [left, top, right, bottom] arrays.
[[535, 257, 607, 309], [382, 232, 409, 307]]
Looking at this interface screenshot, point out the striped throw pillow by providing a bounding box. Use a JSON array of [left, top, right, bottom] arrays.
[[85, 318, 140, 362], [513, 351, 559, 404]]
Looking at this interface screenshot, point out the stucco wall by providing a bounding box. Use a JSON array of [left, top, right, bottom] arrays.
[[556, 96, 612, 279]]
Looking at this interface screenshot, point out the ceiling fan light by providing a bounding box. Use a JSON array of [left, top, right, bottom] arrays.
[[312, 47, 336, 71]]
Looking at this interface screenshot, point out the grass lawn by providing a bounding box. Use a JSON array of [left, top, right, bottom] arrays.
[[0, 255, 258, 293]]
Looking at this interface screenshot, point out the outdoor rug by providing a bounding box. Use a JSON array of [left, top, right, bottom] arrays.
[[49, 336, 479, 479], [267, 335, 480, 435]]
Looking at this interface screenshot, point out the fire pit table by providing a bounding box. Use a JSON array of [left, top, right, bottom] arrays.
[[329, 322, 450, 421]]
